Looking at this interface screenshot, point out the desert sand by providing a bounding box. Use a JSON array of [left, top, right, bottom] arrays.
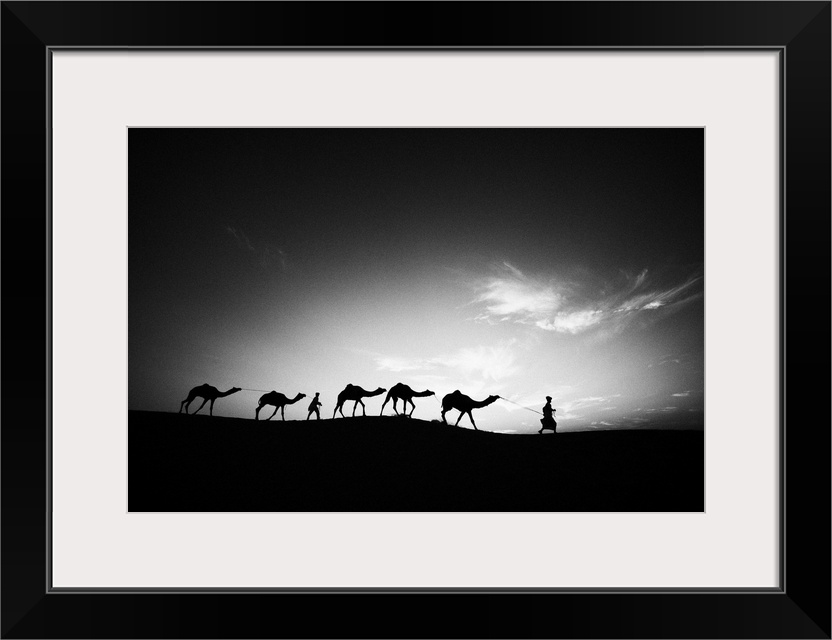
[[129, 410, 703, 512]]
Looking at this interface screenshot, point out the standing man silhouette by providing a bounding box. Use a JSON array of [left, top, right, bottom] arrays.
[[539, 396, 557, 434], [307, 392, 323, 420]]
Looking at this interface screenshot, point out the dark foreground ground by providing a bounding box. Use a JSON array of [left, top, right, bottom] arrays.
[[128, 411, 704, 512]]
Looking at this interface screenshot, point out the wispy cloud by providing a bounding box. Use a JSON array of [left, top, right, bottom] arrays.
[[225, 225, 288, 271], [648, 354, 686, 369], [469, 262, 702, 336], [473, 263, 566, 321], [536, 310, 603, 334], [589, 420, 616, 428], [549, 394, 621, 420]]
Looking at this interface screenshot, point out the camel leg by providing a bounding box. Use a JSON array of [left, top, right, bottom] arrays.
[[193, 398, 208, 415], [407, 400, 415, 417], [380, 396, 390, 415], [255, 404, 262, 420], [468, 411, 478, 431], [182, 394, 198, 414], [359, 400, 367, 416], [268, 407, 278, 420], [179, 400, 187, 414], [209, 399, 215, 416], [281, 406, 286, 421], [454, 411, 463, 426], [441, 408, 448, 424]]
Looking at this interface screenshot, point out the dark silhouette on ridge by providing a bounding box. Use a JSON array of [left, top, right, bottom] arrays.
[[179, 384, 242, 416], [307, 392, 323, 420], [440, 390, 500, 430], [380, 383, 435, 417], [539, 396, 558, 434], [255, 391, 306, 421], [333, 384, 387, 418]]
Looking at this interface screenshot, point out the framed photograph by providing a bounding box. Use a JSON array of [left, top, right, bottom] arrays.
[[3, 2, 829, 638]]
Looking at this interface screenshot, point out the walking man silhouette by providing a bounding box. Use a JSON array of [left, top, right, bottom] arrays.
[[307, 392, 323, 420], [539, 396, 557, 434]]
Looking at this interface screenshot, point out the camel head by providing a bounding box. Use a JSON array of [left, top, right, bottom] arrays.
[[229, 387, 242, 395]]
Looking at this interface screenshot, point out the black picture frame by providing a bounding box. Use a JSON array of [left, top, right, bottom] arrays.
[[2, 2, 829, 638]]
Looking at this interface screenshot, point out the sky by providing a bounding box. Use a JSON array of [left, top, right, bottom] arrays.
[[129, 128, 704, 433]]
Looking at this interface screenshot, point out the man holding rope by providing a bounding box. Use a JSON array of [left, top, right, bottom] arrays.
[[539, 396, 557, 434]]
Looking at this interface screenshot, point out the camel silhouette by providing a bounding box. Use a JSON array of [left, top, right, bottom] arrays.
[[333, 384, 386, 418], [255, 391, 307, 421], [440, 390, 500, 430], [380, 382, 435, 417], [179, 384, 242, 416]]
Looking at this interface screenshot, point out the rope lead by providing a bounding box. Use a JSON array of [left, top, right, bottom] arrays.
[[497, 396, 544, 416]]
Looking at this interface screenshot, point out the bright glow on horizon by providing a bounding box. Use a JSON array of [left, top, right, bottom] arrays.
[[139, 258, 704, 433]]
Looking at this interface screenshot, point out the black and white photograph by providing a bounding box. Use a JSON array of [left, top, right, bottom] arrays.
[[128, 127, 705, 512]]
